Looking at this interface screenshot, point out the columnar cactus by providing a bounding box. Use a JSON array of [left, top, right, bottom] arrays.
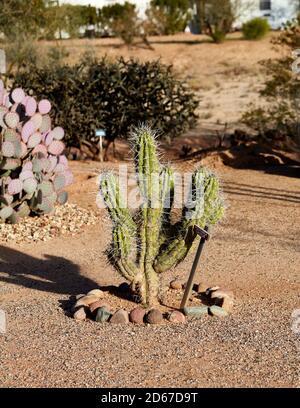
[[0, 80, 73, 223], [100, 125, 224, 307]]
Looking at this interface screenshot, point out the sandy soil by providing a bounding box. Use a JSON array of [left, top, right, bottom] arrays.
[[0, 158, 299, 388]]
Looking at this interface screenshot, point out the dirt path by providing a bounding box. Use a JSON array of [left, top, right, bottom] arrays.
[[0, 161, 299, 387]]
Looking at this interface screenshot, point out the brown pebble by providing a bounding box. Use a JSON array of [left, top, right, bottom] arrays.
[[73, 307, 86, 321], [129, 307, 146, 324], [146, 309, 163, 324], [170, 279, 183, 290], [110, 309, 129, 324], [194, 282, 208, 293], [167, 310, 186, 323]]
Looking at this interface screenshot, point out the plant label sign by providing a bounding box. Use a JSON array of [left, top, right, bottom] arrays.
[[95, 129, 106, 137], [95, 129, 106, 162]]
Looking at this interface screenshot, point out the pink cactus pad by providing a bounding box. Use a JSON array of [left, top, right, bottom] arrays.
[[64, 170, 74, 186], [11, 88, 25, 104], [32, 144, 48, 157], [54, 163, 65, 173], [2, 141, 15, 157], [50, 126, 64, 141], [46, 155, 57, 173], [38, 99, 51, 115], [27, 132, 42, 148], [45, 132, 54, 146], [31, 113, 43, 130], [25, 97, 37, 116], [19, 170, 34, 181], [8, 179, 23, 195], [21, 120, 35, 143], [23, 161, 33, 171], [58, 155, 68, 167], [20, 142, 28, 158], [48, 140, 64, 155], [4, 112, 19, 129], [40, 114, 51, 133]]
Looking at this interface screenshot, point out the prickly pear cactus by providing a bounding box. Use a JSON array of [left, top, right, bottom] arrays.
[[99, 125, 224, 307], [0, 80, 73, 223]]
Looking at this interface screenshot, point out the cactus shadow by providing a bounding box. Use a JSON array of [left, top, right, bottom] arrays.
[[0, 245, 97, 295]]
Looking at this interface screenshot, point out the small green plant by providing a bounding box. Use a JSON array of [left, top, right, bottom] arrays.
[[242, 18, 270, 40], [100, 125, 224, 306], [0, 81, 72, 223]]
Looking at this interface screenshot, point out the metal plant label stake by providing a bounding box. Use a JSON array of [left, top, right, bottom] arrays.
[[180, 225, 210, 310], [95, 129, 106, 162]]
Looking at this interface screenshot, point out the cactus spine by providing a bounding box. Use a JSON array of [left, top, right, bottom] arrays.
[[100, 125, 224, 306]]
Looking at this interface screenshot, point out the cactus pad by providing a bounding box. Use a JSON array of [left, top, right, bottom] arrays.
[[8, 179, 23, 195], [0, 85, 72, 222], [38, 99, 51, 114], [11, 88, 25, 104]]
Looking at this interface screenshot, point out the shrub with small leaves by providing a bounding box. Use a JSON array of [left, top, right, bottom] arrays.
[[0, 79, 73, 223], [11, 57, 199, 156], [242, 18, 270, 41]]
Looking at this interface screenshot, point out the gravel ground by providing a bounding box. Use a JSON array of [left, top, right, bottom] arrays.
[[0, 161, 299, 388]]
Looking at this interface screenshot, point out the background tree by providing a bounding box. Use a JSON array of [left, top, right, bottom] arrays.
[[98, 2, 140, 46], [145, 0, 191, 35]]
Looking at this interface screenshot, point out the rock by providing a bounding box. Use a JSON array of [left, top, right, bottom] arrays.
[[209, 305, 228, 317], [95, 307, 111, 323], [110, 309, 129, 324], [146, 309, 163, 324], [75, 294, 100, 308], [87, 289, 104, 299], [194, 282, 208, 293], [89, 300, 110, 314], [73, 307, 86, 321], [75, 294, 85, 300], [205, 286, 220, 296], [219, 297, 234, 313], [129, 307, 146, 324], [170, 279, 183, 290], [167, 310, 186, 323], [210, 289, 234, 300], [183, 306, 209, 317]]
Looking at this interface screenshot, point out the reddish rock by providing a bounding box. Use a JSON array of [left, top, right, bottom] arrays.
[[167, 310, 186, 323], [110, 309, 129, 324], [129, 307, 146, 324], [146, 309, 163, 324], [170, 279, 183, 290]]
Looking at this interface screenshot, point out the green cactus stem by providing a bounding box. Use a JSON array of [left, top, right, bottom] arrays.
[[99, 125, 224, 306]]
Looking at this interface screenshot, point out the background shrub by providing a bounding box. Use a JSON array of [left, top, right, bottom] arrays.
[[242, 18, 270, 40], [10, 57, 198, 157]]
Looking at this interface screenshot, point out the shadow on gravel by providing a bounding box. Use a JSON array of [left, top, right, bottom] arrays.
[[0, 246, 98, 295]]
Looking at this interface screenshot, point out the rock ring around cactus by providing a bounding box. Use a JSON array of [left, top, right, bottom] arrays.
[[71, 281, 234, 325]]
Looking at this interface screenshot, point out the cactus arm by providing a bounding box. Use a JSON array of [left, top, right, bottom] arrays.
[[100, 172, 138, 281], [154, 168, 224, 273]]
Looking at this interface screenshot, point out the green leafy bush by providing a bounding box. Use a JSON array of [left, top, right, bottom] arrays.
[[242, 18, 270, 40], [10, 57, 198, 156]]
